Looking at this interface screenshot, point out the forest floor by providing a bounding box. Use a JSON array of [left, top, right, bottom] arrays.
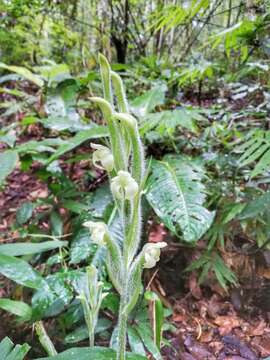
[[0, 155, 270, 360], [0, 89, 270, 360]]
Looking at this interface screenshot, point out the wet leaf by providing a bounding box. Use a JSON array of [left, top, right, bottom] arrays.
[[0, 254, 44, 289]]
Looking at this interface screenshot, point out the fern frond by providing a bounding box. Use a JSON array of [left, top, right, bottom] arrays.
[[235, 130, 270, 177]]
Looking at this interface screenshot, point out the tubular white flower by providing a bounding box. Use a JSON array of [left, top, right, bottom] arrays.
[[143, 242, 167, 269], [91, 143, 114, 172], [83, 221, 108, 246], [111, 170, 139, 200]]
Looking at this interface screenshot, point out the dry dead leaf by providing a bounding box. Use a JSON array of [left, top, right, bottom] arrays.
[[214, 316, 241, 336], [189, 272, 202, 300], [248, 320, 267, 337]]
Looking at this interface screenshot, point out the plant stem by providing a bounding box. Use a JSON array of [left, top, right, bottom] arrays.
[[117, 297, 128, 360], [89, 328, 95, 347]]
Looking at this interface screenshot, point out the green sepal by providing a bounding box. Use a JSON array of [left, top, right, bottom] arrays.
[[113, 113, 145, 184], [105, 234, 124, 295], [98, 53, 113, 106], [123, 252, 144, 315]]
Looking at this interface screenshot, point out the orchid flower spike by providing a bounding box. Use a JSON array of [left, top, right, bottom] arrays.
[[91, 143, 114, 172], [111, 170, 139, 201], [143, 242, 167, 269], [83, 221, 108, 246]]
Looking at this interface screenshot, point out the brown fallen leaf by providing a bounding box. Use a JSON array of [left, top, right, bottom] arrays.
[[179, 352, 197, 360], [199, 329, 213, 343], [214, 316, 240, 336], [208, 341, 223, 355], [248, 320, 267, 337], [189, 272, 202, 300], [184, 336, 215, 359]]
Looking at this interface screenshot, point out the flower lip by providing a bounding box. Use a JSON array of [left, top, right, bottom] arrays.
[[91, 143, 114, 172], [83, 221, 108, 246], [143, 241, 167, 269], [111, 170, 139, 200]]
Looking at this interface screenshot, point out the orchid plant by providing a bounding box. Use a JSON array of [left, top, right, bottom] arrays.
[[84, 54, 166, 360]]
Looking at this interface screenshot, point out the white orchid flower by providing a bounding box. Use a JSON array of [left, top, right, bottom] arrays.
[[111, 170, 139, 200], [91, 143, 114, 172], [83, 221, 108, 246], [143, 242, 167, 269]]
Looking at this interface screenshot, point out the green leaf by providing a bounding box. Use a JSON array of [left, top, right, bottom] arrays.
[[61, 200, 88, 214], [65, 318, 112, 344], [0, 254, 44, 289], [40, 64, 71, 85], [0, 150, 18, 185], [32, 270, 85, 318], [146, 155, 215, 242], [50, 212, 63, 237], [140, 109, 198, 137], [16, 202, 34, 225], [235, 130, 270, 177], [70, 229, 94, 264], [0, 299, 32, 320], [131, 85, 167, 117], [0, 240, 68, 256], [0, 63, 44, 87], [0, 337, 30, 360], [144, 291, 164, 350], [88, 182, 113, 219], [36, 347, 147, 360], [238, 191, 270, 219], [0, 131, 17, 147], [16, 138, 67, 154], [46, 126, 108, 163], [128, 327, 146, 356], [135, 323, 162, 360]]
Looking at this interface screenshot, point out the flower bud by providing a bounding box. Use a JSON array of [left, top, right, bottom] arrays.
[[143, 242, 167, 269], [113, 113, 137, 129], [83, 221, 108, 246], [111, 170, 139, 200], [91, 143, 114, 172]]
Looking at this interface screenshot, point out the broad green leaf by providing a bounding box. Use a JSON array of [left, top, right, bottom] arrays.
[[128, 327, 146, 356], [0, 131, 17, 147], [46, 126, 108, 163], [0, 254, 44, 289], [0, 299, 32, 320], [88, 182, 113, 218], [146, 155, 215, 242], [50, 212, 63, 237], [41, 117, 91, 132], [0, 337, 30, 360], [0, 63, 44, 87], [43, 81, 86, 131], [16, 202, 34, 225], [65, 318, 112, 344], [0, 337, 13, 358], [16, 138, 67, 154], [131, 85, 167, 117], [0, 150, 18, 185], [140, 109, 198, 137], [32, 270, 85, 318], [238, 191, 270, 220], [0, 240, 68, 256], [135, 323, 162, 360], [40, 64, 71, 85], [70, 229, 94, 264], [61, 200, 88, 214], [36, 347, 147, 360]]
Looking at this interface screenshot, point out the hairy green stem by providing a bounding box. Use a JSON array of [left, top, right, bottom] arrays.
[[117, 281, 128, 360]]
